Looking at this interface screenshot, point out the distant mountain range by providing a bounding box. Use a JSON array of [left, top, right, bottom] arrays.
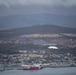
[[0, 25, 76, 38], [0, 13, 76, 29]]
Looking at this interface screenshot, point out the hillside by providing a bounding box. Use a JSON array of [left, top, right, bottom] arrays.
[[0, 25, 76, 38], [0, 25, 76, 55]]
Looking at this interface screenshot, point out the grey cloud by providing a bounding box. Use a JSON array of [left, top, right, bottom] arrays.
[[0, 0, 76, 16], [0, 0, 76, 7]]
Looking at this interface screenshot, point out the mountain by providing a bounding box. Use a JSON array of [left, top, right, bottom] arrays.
[[0, 13, 76, 30], [0, 25, 76, 38]]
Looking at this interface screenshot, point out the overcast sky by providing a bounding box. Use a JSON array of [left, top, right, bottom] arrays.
[[0, 0, 76, 29], [0, 0, 76, 15]]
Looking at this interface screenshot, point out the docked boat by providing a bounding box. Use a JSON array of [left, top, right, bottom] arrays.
[[21, 64, 42, 70]]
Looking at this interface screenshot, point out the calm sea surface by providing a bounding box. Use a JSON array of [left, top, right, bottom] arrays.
[[0, 67, 76, 75]]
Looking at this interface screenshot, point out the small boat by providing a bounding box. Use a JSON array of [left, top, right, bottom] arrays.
[[21, 64, 42, 70]]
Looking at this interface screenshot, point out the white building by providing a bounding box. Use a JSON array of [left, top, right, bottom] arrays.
[[48, 46, 58, 49]]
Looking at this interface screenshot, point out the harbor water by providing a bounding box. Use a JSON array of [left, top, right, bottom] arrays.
[[0, 67, 76, 75]]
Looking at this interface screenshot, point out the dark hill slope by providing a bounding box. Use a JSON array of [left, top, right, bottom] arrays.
[[0, 25, 76, 37]]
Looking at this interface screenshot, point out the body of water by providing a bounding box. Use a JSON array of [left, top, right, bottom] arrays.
[[0, 67, 76, 75]]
